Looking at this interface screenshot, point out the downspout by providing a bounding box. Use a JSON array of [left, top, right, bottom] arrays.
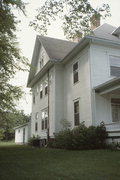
[[47, 69, 50, 142]]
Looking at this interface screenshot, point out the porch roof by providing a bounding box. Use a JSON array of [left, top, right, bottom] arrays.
[[94, 77, 120, 95]]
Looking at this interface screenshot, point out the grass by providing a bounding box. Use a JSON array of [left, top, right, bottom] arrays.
[[0, 143, 120, 180]]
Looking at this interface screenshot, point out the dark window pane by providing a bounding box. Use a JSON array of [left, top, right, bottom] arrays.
[[74, 101, 79, 113], [42, 120, 44, 130], [74, 72, 78, 83], [111, 98, 120, 122], [74, 101, 79, 126], [73, 62, 79, 83], [110, 66, 120, 76], [33, 94, 35, 103], [45, 86, 48, 95], [35, 122, 38, 131], [40, 90, 43, 99], [74, 114, 79, 126], [45, 118, 48, 129], [73, 62, 78, 71]]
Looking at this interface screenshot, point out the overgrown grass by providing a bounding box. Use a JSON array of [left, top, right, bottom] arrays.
[[0, 142, 120, 180]]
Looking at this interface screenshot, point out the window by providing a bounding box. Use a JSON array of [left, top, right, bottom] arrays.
[[35, 122, 38, 131], [45, 80, 48, 95], [73, 62, 79, 83], [35, 112, 39, 120], [41, 108, 48, 130], [74, 101, 80, 126], [40, 84, 43, 99], [40, 52, 44, 69], [111, 98, 120, 122], [33, 93, 35, 104], [110, 56, 120, 76]]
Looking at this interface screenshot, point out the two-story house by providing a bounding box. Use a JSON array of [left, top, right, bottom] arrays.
[[26, 23, 120, 145]]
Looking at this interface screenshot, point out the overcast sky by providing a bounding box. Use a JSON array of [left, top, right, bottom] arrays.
[[14, 0, 120, 114]]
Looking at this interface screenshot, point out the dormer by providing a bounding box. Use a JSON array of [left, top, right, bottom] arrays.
[[112, 27, 120, 38]]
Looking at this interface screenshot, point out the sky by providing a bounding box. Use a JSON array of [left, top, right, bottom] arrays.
[[14, 0, 120, 114]]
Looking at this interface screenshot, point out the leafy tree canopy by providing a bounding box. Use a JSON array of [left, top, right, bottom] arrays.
[[30, 0, 111, 40], [0, 0, 28, 113], [0, 110, 31, 141]]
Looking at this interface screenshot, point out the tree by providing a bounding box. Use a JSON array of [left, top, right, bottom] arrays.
[[30, 0, 111, 40], [0, 0, 28, 114], [0, 1, 29, 140], [0, 110, 31, 141]]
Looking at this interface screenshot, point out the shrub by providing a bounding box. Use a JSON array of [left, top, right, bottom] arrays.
[[51, 122, 108, 150], [28, 136, 40, 147]]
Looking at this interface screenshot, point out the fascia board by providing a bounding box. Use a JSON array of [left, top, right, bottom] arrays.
[[27, 60, 55, 88]]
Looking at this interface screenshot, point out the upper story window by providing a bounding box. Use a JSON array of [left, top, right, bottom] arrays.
[[74, 100, 80, 126], [40, 84, 43, 99], [73, 62, 79, 84], [33, 93, 35, 104], [45, 80, 48, 95], [40, 52, 44, 69], [111, 98, 120, 122], [35, 122, 38, 132], [41, 108, 48, 130], [35, 112, 39, 120], [110, 55, 120, 76]]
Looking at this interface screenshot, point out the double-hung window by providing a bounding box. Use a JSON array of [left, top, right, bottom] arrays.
[[45, 80, 48, 95], [35, 122, 38, 132], [111, 98, 120, 122], [74, 101, 80, 126], [73, 62, 79, 84], [41, 108, 48, 130], [33, 93, 35, 104], [109, 56, 120, 76], [40, 84, 43, 99]]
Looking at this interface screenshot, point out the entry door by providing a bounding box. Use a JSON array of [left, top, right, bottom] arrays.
[[23, 128, 25, 143]]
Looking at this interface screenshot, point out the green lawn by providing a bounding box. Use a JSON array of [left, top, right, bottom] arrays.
[[0, 143, 120, 180]]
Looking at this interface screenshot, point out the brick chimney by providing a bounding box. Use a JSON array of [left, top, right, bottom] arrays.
[[90, 14, 100, 30]]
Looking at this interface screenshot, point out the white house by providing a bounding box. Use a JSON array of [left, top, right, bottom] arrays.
[[27, 23, 120, 144]]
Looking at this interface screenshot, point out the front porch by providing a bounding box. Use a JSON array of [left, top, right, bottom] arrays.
[[94, 77, 120, 141]]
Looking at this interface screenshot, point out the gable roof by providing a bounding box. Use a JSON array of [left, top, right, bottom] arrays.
[[62, 23, 120, 64], [27, 36, 76, 87], [28, 23, 120, 87], [92, 23, 120, 43], [38, 36, 76, 60]]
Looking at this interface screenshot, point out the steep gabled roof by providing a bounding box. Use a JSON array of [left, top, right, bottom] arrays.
[[27, 36, 76, 87], [62, 24, 120, 64], [28, 24, 120, 87], [38, 36, 76, 60], [92, 23, 120, 43]]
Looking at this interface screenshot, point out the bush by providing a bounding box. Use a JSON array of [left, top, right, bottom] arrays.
[[50, 122, 108, 150], [28, 136, 40, 147]]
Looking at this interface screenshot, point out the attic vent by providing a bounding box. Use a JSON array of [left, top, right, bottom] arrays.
[[112, 27, 120, 38]]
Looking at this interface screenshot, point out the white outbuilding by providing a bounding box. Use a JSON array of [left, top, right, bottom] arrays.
[[14, 122, 30, 144]]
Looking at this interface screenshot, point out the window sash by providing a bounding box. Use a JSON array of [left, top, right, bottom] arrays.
[[40, 90, 43, 99], [35, 122, 38, 131], [45, 86, 48, 95], [110, 56, 120, 76], [111, 98, 120, 122], [74, 101, 80, 126], [73, 62, 79, 83]]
